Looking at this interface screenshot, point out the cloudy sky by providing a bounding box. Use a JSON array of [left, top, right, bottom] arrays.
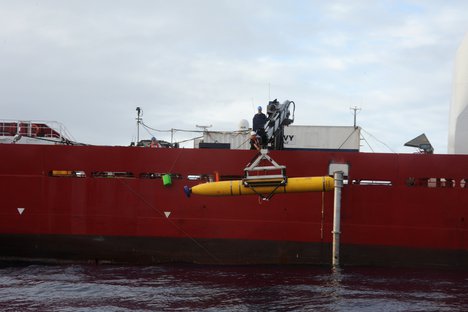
[[1, 0, 467, 152]]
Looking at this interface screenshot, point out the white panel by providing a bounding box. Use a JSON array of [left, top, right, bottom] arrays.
[[448, 33, 468, 154], [283, 126, 360, 150], [198, 126, 360, 151], [329, 163, 349, 176]]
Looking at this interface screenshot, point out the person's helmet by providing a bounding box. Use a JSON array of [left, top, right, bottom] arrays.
[[257, 106, 262, 111]]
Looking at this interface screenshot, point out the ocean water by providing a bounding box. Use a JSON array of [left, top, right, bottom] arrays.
[[0, 263, 467, 311]]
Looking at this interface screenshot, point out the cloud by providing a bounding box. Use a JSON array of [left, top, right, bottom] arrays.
[[0, 0, 467, 152]]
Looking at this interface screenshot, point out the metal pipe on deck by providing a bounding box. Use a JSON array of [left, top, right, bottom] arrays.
[[332, 171, 344, 267]]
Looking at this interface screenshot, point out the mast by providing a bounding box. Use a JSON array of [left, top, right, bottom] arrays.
[[350, 106, 361, 129], [136, 107, 142, 145]]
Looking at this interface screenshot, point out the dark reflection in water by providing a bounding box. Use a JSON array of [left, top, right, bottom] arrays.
[[0, 263, 467, 311]]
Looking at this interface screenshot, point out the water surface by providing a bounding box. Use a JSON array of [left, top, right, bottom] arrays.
[[0, 263, 466, 311]]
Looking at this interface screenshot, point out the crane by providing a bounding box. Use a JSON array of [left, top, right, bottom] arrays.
[[262, 99, 295, 150]]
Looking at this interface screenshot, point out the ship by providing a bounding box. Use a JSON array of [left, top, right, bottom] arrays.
[[0, 95, 467, 269], [2, 33, 468, 268]]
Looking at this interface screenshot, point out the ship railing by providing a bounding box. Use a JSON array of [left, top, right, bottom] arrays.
[[0, 119, 75, 143]]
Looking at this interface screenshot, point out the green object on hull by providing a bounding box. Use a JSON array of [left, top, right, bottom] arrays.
[[162, 174, 172, 186]]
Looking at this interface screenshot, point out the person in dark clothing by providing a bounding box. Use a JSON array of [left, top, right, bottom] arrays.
[[252, 106, 268, 148], [252, 106, 267, 132]]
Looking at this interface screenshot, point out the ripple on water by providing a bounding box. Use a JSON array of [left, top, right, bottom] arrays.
[[0, 264, 467, 311]]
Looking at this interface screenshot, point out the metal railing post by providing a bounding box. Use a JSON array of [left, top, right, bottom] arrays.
[[332, 171, 344, 267]]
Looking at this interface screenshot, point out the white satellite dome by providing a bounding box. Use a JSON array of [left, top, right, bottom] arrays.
[[448, 33, 468, 154], [238, 119, 249, 130]]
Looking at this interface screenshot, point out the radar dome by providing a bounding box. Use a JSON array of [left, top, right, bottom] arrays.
[[238, 119, 249, 130]]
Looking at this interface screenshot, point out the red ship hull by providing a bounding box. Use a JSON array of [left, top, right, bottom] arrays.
[[1, 144, 467, 267]]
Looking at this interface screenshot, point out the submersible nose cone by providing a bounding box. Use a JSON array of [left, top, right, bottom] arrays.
[[183, 185, 192, 198]]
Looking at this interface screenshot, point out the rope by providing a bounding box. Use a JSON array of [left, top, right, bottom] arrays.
[[176, 136, 203, 144], [248, 182, 284, 201], [167, 148, 183, 173], [236, 135, 252, 149], [141, 122, 204, 133], [320, 191, 325, 241], [140, 122, 173, 133], [141, 121, 250, 135], [118, 179, 221, 263], [360, 128, 396, 153], [360, 133, 375, 153], [126, 144, 222, 262], [141, 123, 204, 145], [338, 127, 360, 150]]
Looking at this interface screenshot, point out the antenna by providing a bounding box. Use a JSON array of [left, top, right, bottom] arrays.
[[136, 107, 143, 144], [196, 124, 212, 132], [350, 106, 361, 128]]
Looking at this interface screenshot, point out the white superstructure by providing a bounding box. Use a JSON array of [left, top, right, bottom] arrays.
[[196, 125, 360, 151], [448, 33, 468, 154], [282, 125, 360, 151]]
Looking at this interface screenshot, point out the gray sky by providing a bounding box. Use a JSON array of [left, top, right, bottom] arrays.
[[1, 0, 467, 152]]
